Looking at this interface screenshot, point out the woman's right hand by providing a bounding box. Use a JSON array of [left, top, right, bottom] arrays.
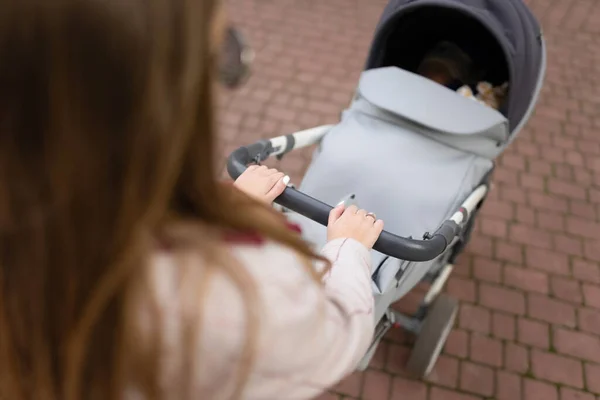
[[327, 205, 384, 250]]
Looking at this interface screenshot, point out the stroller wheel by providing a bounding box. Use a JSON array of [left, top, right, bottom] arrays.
[[406, 294, 459, 379]]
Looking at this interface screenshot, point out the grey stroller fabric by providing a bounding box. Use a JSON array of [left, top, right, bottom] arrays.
[[365, 0, 543, 132], [286, 67, 506, 322], [285, 0, 545, 325]]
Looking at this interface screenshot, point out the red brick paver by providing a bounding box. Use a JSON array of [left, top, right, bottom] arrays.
[[220, 0, 600, 398]]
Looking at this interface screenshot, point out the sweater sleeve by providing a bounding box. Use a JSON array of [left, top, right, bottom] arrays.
[[148, 238, 375, 400], [225, 238, 376, 399]]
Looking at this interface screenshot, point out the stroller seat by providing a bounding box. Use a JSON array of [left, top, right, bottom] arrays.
[[286, 66, 508, 319]]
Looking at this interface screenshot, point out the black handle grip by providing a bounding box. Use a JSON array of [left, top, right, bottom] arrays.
[[227, 142, 459, 262]]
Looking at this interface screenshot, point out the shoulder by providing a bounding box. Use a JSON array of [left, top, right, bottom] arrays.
[[144, 238, 323, 355], [147, 233, 319, 312]]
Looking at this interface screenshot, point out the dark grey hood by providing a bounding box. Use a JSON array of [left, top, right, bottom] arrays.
[[365, 0, 544, 133]]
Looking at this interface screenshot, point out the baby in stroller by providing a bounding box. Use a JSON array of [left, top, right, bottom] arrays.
[[228, 0, 545, 380], [417, 41, 509, 110]]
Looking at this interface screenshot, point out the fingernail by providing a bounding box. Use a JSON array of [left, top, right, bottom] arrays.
[[282, 175, 290, 186], [336, 201, 345, 207]]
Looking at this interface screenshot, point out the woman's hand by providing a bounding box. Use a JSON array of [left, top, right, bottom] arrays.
[[327, 205, 384, 250], [233, 165, 290, 204]]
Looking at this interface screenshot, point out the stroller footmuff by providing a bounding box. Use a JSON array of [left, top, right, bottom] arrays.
[[228, 0, 546, 378]]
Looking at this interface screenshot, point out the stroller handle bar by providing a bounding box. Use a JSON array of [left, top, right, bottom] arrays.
[[227, 125, 488, 262]]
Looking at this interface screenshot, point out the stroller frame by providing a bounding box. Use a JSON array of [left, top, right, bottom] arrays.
[[228, 124, 490, 377], [227, 0, 547, 378]]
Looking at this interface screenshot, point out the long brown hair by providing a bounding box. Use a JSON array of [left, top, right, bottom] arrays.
[[0, 0, 325, 398]]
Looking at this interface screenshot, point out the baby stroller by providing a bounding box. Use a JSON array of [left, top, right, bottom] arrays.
[[228, 0, 546, 378]]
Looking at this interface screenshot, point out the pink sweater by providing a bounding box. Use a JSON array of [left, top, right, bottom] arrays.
[[138, 236, 375, 399]]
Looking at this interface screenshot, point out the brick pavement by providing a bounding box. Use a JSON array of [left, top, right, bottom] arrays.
[[219, 0, 600, 398]]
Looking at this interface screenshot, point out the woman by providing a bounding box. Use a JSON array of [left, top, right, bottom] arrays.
[[0, 0, 384, 399]]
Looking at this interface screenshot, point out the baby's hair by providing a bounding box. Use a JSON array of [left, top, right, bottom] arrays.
[[417, 41, 474, 84]]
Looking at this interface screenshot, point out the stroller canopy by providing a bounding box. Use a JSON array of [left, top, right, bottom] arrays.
[[365, 0, 544, 133]]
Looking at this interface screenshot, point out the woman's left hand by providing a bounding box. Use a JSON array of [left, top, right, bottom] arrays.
[[233, 165, 290, 204]]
